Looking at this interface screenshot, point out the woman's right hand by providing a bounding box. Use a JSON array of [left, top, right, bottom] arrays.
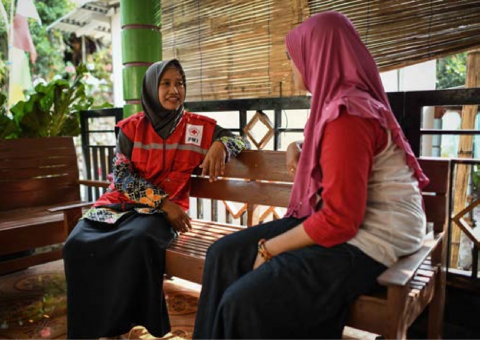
[[160, 198, 192, 233], [286, 141, 302, 176]]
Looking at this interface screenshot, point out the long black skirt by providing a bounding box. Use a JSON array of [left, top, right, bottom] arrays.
[[63, 213, 176, 339], [193, 217, 387, 339]]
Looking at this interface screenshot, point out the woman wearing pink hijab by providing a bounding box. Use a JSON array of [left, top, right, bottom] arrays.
[[194, 12, 428, 339]]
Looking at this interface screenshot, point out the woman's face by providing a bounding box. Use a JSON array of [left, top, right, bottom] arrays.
[[290, 59, 307, 91], [158, 66, 186, 110]]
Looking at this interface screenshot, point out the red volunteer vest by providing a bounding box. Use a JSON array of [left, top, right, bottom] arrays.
[[96, 111, 216, 211]]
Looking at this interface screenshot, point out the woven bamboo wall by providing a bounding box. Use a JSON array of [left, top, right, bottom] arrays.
[[161, 0, 480, 101], [161, 0, 309, 101]]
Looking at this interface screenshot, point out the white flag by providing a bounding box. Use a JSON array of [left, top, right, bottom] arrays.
[[16, 0, 41, 25]]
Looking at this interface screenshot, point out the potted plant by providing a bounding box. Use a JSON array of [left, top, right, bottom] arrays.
[[0, 63, 95, 139]]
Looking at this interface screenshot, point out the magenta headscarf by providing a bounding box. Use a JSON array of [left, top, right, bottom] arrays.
[[285, 11, 429, 218]]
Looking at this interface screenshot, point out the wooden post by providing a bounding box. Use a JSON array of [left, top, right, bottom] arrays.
[[451, 49, 480, 267], [246, 204, 260, 227]]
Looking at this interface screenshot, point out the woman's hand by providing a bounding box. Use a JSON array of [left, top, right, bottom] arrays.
[[253, 239, 273, 270], [160, 198, 192, 233], [253, 252, 266, 270], [252, 224, 315, 271], [200, 141, 227, 182], [286, 141, 302, 176]]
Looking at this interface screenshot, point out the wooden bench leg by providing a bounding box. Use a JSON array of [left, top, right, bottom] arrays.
[[385, 286, 409, 339], [63, 207, 83, 235], [427, 272, 445, 339], [428, 243, 447, 339]]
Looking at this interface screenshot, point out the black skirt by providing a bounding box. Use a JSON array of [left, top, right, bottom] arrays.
[[63, 213, 176, 339], [193, 217, 387, 339]]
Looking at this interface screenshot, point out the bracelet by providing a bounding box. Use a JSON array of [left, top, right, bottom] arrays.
[[258, 238, 273, 262]]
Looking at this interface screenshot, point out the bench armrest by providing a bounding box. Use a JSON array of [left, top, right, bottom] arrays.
[[377, 231, 444, 287], [48, 201, 95, 213], [47, 201, 94, 235], [77, 179, 110, 188]]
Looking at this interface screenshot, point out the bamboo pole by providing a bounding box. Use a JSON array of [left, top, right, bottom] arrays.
[[451, 49, 480, 268], [121, 0, 162, 117]]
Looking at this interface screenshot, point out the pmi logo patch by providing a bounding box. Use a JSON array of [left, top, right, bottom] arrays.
[[185, 124, 203, 146]]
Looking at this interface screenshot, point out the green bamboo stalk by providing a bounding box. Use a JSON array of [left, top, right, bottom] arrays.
[[120, 0, 162, 118]]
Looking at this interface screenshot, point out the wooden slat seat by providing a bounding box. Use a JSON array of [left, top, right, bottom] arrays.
[[0, 137, 84, 275], [168, 221, 244, 253], [0, 206, 64, 230]]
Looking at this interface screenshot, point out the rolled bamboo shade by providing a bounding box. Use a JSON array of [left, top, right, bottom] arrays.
[[309, 0, 480, 71], [161, 0, 309, 101], [161, 0, 480, 101]]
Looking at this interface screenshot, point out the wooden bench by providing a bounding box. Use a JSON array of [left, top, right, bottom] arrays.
[[0, 137, 84, 275], [72, 149, 449, 338], [164, 150, 450, 339]]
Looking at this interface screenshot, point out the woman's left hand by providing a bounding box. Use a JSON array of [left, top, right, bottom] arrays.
[[200, 141, 227, 182]]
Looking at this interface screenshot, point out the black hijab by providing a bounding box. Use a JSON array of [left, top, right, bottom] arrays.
[[141, 59, 187, 139]]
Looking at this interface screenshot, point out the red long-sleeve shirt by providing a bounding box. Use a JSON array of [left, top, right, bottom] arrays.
[[302, 111, 388, 247]]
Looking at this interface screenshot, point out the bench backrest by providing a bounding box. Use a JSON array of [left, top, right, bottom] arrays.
[[0, 137, 80, 211], [191, 150, 450, 233]]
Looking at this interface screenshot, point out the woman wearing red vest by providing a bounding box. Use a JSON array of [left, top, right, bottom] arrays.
[[63, 59, 250, 339]]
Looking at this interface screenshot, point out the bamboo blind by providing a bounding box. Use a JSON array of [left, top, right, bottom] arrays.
[[309, 0, 480, 72], [161, 0, 480, 101], [161, 0, 309, 101]]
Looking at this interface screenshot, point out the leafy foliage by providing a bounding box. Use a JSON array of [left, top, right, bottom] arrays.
[[0, 51, 6, 90], [86, 47, 114, 106], [0, 64, 94, 138], [0, 91, 20, 138], [436, 52, 467, 89], [29, 0, 75, 81], [0, 0, 113, 106], [0, 0, 75, 87]]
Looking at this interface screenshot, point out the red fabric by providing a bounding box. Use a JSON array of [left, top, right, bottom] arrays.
[[97, 111, 216, 210], [13, 14, 37, 63], [284, 12, 428, 219], [303, 112, 387, 247]]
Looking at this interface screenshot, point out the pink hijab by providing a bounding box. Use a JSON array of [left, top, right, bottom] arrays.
[[285, 11, 429, 218]]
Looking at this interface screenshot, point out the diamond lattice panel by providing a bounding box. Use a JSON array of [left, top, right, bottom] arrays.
[[223, 200, 248, 219], [243, 110, 274, 150]]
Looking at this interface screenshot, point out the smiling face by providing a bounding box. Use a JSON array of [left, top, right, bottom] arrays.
[[158, 66, 186, 111]]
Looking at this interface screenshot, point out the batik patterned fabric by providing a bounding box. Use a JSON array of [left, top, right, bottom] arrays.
[[84, 136, 248, 224], [82, 205, 162, 224], [218, 136, 250, 161], [113, 153, 168, 208]]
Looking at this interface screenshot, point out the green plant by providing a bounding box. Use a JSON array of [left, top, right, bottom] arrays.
[[0, 0, 76, 83], [0, 64, 95, 139], [436, 52, 467, 90], [0, 92, 21, 138], [0, 51, 6, 91]]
